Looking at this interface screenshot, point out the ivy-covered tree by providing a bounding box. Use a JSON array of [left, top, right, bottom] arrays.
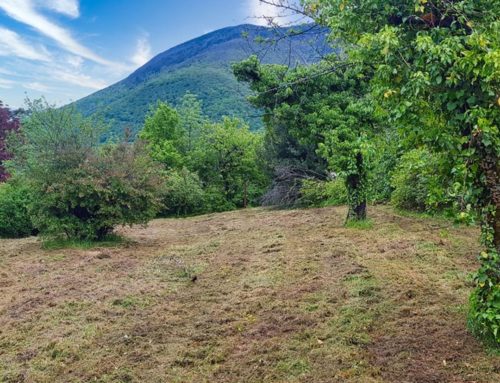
[[0, 101, 20, 182], [302, 0, 500, 344], [233, 56, 379, 221]]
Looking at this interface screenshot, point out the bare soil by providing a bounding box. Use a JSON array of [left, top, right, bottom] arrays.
[[0, 206, 498, 382]]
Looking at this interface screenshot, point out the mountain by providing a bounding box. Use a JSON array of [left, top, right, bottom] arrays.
[[73, 24, 332, 137]]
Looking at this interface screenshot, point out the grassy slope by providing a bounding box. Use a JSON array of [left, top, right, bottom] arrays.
[[0, 206, 499, 382]]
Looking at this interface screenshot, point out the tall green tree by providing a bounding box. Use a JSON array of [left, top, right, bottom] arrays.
[[139, 101, 184, 168], [0, 101, 20, 182], [177, 92, 206, 152]]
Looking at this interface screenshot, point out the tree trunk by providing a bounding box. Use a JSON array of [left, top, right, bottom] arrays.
[[345, 153, 367, 222], [347, 199, 367, 221], [481, 153, 500, 252], [243, 180, 248, 208]]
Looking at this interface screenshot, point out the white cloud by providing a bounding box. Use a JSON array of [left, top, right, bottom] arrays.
[[0, 0, 114, 66], [0, 27, 51, 61], [0, 77, 15, 89], [0, 67, 15, 76], [131, 34, 152, 67], [39, 0, 79, 18], [24, 81, 51, 92], [247, 0, 301, 26], [66, 54, 84, 68], [53, 69, 108, 90]]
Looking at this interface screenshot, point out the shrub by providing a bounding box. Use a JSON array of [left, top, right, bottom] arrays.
[[0, 179, 36, 238], [391, 148, 447, 212], [468, 255, 500, 347], [29, 142, 164, 240], [299, 178, 348, 207], [6, 101, 165, 241], [162, 167, 205, 216]]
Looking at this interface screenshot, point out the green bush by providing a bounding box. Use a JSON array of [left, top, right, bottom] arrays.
[[468, 248, 500, 347], [299, 178, 348, 207], [203, 185, 237, 213], [368, 131, 398, 203], [162, 167, 205, 216], [0, 179, 36, 238], [29, 142, 165, 241], [391, 148, 447, 212], [6, 102, 165, 241]]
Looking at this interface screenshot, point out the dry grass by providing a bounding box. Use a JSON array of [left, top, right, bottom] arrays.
[[0, 206, 498, 382]]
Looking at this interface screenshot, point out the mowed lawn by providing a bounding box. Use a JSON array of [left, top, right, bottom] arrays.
[[0, 206, 499, 382]]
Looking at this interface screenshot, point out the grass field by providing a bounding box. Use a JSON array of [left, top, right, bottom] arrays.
[[0, 206, 499, 382]]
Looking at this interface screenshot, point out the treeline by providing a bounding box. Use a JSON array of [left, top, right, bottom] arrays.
[[0, 95, 267, 241], [138, 93, 268, 215]]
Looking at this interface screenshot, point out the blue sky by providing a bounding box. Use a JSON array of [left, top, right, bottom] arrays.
[[0, 0, 292, 108]]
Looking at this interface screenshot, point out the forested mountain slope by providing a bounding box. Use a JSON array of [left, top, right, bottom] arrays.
[[73, 24, 331, 136]]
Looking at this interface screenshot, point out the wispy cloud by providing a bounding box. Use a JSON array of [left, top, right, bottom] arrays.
[[131, 34, 152, 67], [39, 0, 79, 18], [0, 0, 114, 66], [0, 77, 15, 89], [24, 81, 52, 92], [66, 54, 84, 68], [53, 69, 108, 90], [0, 27, 51, 61]]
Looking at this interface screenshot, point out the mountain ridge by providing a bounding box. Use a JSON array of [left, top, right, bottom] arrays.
[[73, 23, 332, 136]]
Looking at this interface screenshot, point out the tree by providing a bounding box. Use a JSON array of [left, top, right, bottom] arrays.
[[191, 117, 267, 209], [233, 56, 379, 221], [177, 92, 206, 152], [139, 101, 184, 168], [0, 101, 20, 182], [302, 0, 500, 344]]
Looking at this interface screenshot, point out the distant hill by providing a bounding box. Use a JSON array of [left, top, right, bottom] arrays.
[[73, 24, 332, 137]]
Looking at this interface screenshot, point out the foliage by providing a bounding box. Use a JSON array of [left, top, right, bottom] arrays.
[[303, 0, 500, 345], [391, 148, 448, 212], [233, 56, 384, 221], [162, 168, 205, 216], [0, 101, 20, 182], [368, 130, 399, 203], [138, 99, 268, 215], [7, 101, 164, 240], [7, 99, 103, 183], [28, 142, 164, 240], [299, 178, 348, 207], [469, 266, 500, 346], [0, 178, 36, 238], [190, 117, 267, 209], [139, 101, 184, 168], [178, 92, 207, 152]]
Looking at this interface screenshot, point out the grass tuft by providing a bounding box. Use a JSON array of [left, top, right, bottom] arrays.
[[344, 219, 374, 230], [42, 233, 127, 250]]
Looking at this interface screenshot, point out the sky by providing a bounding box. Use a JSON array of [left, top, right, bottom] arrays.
[[0, 0, 296, 108]]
